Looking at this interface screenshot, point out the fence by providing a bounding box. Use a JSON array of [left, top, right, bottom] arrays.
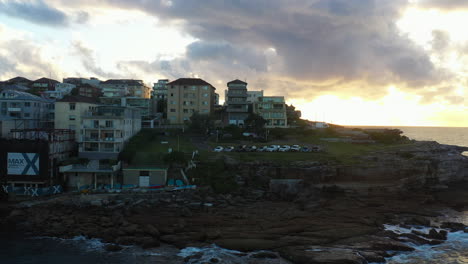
[[2, 185, 63, 197]]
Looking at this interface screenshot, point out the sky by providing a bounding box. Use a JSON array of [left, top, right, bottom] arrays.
[[0, 0, 467, 127]]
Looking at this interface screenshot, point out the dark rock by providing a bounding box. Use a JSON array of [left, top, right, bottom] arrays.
[[250, 252, 278, 259], [180, 207, 193, 217], [209, 258, 220, 263], [359, 251, 386, 263], [144, 224, 160, 237], [279, 246, 367, 264], [440, 222, 466, 232], [104, 244, 123, 252]]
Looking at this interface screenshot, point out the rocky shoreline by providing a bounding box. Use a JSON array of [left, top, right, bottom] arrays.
[[2, 181, 468, 264], [1, 141, 468, 263]]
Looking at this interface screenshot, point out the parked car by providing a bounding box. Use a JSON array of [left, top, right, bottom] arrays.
[[257, 146, 268, 152], [290, 145, 301, 152], [278, 145, 291, 152], [300, 146, 311, 152], [266, 145, 279, 152], [223, 146, 235, 152], [213, 146, 224, 152], [246, 145, 257, 152], [311, 146, 322, 152]]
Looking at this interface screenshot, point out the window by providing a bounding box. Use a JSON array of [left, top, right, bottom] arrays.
[[170, 109, 176, 112], [203, 93, 208, 97], [202, 101, 208, 105], [170, 100, 176, 105], [93, 120, 99, 128], [105, 120, 113, 128], [69, 103, 76, 110], [69, 125, 76, 130], [203, 86, 208, 90], [24, 113, 30, 117], [202, 109, 209, 113], [139, 171, 150, 176], [69, 115, 76, 121], [24, 102, 31, 107], [183, 109, 188, 113], [170, 93, 174, 96]]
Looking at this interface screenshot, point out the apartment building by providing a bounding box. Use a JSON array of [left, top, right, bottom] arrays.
[[100, 96, 151, 119], [100, 79, 151, 98], [152, 79, 169, 99], [80, 105, 141, 159], [77, 84, 102, 98], [43, 83, 75, 99], [63, 77, 101, 87], [54, 95, 99, 142], [30, 77, 59, 92], [166, 78, 216, 124], [253, 96, 288, 128], [247, 90, 264, 103], [226, 79, 249, 126], [0, 90, 53, 138]]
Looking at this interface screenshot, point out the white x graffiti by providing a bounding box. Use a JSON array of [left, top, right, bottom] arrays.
[[24, 186, 31, 195], [53, 185, 61, 194], [2, 185, 8, 193], [31, 188, 39, 197]]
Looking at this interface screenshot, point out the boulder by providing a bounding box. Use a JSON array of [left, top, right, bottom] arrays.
[[279, 246, 367, 264], [105, 244, 123, 252], [440, 222, 466, 232], [144, 224, 160, 237]]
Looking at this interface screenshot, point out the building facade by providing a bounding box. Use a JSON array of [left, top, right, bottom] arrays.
[[31, 77, 59, 92], [152, 79, 169, 99], [0, 90, 53, 138], [166, 78, 216, 124], [253, 96, 288, 128], [247, 90, 264, 103], [54, 95, 99, 142], [80, 105, 141, 159], [225, 79, 249, 126], [100, 79, 150, 98], [100, 96, 151, 119]]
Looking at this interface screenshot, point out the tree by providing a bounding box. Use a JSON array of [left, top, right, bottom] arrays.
[[286, 104, 301, 125], [189, 112, 214, 132], [244, 113, 266, 133]]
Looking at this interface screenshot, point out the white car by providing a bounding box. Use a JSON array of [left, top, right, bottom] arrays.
[[266, 145, 279, 152], [290, 145, 301, 152], [213, 146, 224, 152], [278, 145, 291, 152]]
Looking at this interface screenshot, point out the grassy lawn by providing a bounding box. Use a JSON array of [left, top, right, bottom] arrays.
[[121, 129, 198, 165], [205, 128, 414, 165]]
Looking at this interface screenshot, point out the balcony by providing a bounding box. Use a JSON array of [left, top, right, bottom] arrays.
[[8, 108, 21, 112], [83, 137, 124, 143]]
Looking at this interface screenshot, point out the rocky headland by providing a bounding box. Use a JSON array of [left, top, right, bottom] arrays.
[[1, 141, 468, 264]]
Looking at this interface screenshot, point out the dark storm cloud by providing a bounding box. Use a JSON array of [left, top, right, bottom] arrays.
[[0, 0, 69, 26], [80, 0, 442, 90]]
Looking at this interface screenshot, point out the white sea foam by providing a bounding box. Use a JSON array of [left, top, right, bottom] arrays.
[[381, 224, 468, 264]]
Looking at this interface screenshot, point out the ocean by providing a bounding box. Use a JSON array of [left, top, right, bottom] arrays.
[[2, 126, 468, 264]]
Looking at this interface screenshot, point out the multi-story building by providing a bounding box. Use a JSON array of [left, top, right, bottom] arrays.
[[78, 84, 102, 98], [152, 79, 169, 99], [30, 77, 59, 92], [247, 90, 264, 103], [100, 79, 151, 98], [166, 78, 216, 124], [100, 97, 151, 119], [0, 90, 54, 138], [63, 77, 101, 87], [54, 95, 99, 141], [225, 79, 249, 126], [80, 105, 141, 159], [5, 76, 32, 87], [43, 83, 75, 100], [253, 96, 288, 128]]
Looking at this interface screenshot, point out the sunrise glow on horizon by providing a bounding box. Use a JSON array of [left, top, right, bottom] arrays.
[[0, 0, 467, 127]]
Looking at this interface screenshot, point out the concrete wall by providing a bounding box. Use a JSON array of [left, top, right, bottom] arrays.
[[123, 169, 167, 186]]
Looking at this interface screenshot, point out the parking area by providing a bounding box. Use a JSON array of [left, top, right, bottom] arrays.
[[212, 144, 322, 153]]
